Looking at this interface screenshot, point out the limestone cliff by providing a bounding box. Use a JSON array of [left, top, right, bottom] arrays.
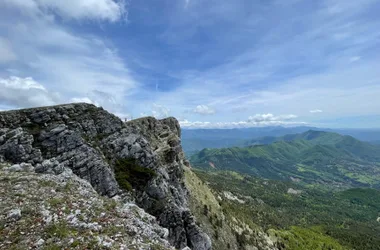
[[0, 103, 211, 250]]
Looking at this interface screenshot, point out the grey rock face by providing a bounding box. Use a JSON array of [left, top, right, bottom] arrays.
[[0, 104, 120, 197], [121, 117, 211, 249], [0, 127, 42, 164], [0, 103, 211, 250]]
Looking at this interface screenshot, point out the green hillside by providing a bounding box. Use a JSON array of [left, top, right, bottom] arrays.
[[194, 169, 380, 250], [244, 130, 344, 146], [190, 130, 380, 189]]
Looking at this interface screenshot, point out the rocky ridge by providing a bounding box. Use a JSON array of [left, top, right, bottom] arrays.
[[0, 103, 210, 250]]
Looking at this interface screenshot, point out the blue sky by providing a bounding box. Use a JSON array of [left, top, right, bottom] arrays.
[[0, 0, 380, 128]]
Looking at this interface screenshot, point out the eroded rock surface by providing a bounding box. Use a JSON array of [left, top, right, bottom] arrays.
[[0, 163, 173, 249], [0, 103, 210, 249]]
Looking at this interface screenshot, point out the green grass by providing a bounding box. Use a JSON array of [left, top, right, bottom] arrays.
[[48, 198, 63, 207], [44, 222, 73, 238], [104, 198, 118, 211], [43, 244, 62, 250]]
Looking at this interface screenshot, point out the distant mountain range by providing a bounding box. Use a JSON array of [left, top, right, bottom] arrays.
[[182, 126, 380, 154], [190, 130, 380, 189], [182, 126, 316, 154]]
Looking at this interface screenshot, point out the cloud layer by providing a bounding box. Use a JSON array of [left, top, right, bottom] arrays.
[[0, 76, 58, 107], [248, 114, 297, 123], [180, 113, 304, 129], [37, 0, 126, 21], [310, 109, 323, 113], [3, 0, 127, 22]]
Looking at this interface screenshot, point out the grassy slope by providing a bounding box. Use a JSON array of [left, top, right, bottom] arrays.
[[185, 167, 281, 249], [184, 167, 239, 250]]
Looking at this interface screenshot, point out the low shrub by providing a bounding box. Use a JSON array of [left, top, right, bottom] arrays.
[[114, 158, 156, 191]]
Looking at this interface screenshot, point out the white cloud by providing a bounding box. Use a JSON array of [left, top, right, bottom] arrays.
[[138, 104, 170, 119], [310, 109, 323, 113], [0, 76, 128, 112], [0, 1, 135, 115], [179, 120, 211, 128], [193, 105, 215, 115], [247, 113, 297, 123], [180, 119, 306, 129], [0, 76, 45, 91], [0, 37, 17, 64], [70, 97, 97, 105], [151, 104, 170, 119], [0, 76, 59, 108], [349, 56, 361, 63], [2, 0, 127, 22], [180, 113, 304, 129], [114, 112, 132, 121]]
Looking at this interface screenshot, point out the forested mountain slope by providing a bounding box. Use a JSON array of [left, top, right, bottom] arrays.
[[190, 131, 380, 189], [194, 170, 380, 250]]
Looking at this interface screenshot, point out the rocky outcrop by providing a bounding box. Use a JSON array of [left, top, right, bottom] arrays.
[[120, 117, 211, 249], [0, 162, 173, 249], [0, 103, 211, 250], [0, 104, 121, 196]]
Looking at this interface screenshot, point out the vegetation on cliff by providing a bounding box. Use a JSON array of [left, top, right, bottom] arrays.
[[114, 158, 156, 191]]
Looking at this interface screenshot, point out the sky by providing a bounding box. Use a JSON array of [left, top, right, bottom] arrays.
[[0, 0, 380, 129]]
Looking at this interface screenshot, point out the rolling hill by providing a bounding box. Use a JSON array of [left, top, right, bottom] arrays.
[[190, 130, 380, 189], [182, 127, 380, 154]]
